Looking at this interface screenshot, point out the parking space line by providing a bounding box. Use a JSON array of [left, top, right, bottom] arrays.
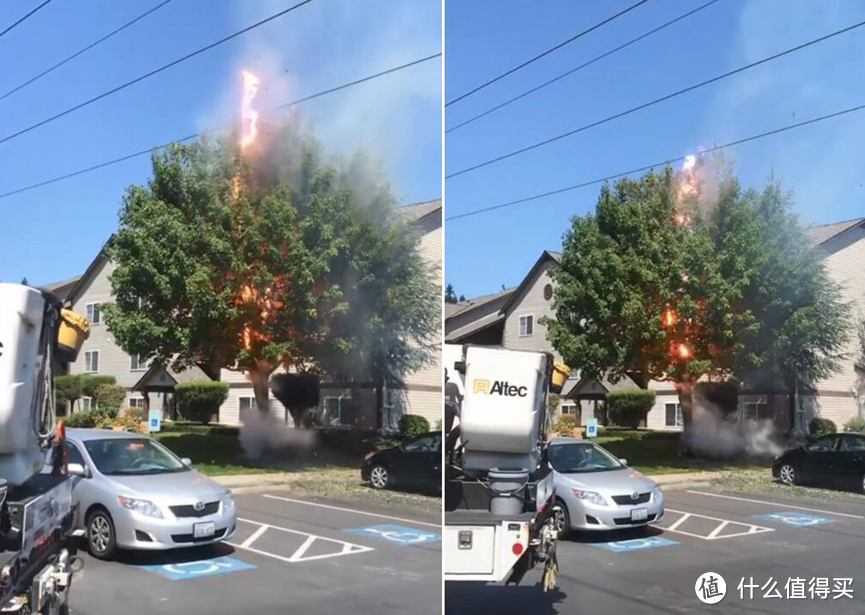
[[227, 517, 374, 564], [686, 490, 865, 519], [261, 494, 441, 528], [661, 508, 774, 540], [240, 524, 268, 549]]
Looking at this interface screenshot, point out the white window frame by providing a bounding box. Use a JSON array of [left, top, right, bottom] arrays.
[[741, 401, 769, 422], [81, 397, 94, 412], [239, 396, 258, 413], [560, 403, 577, 415], [519, 314, 534, 337], [130, 353, 150, 372], [85, 303, 102, 325], [83, 350, 99, 373], [128, 397, 145, 409], [665, 402, 683, 427]]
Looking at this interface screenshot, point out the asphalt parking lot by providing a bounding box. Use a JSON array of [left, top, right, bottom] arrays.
[[446, 485, 865, 614], [69, 490, 442, 615]]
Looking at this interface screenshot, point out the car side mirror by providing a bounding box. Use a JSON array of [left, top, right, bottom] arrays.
[[181, 457, 192, 466], [68, 463, 88, 478], [619, 458, 628, 466]]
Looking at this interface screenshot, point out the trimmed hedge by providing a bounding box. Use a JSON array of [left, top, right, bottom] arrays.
[[55, 375, 83, 410], [81, 375, 116, 398], [553, 412, 577, 435], [94, 383, 126, 414], [606, 389, 656, 428], [174, 380, 229, 424], [398, 414, 430, 439], [64, 409, 111, 429]]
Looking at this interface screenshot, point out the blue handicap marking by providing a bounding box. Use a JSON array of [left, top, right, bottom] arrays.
[[138, 555, 256, 580], [590, 536, 679, 553], [344, 524, 441, 546], [752, 511, 835, 527]]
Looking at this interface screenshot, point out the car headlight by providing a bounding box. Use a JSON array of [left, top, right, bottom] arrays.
[[652, 485, 663, 501], [222, 491, 235, 511], [118, 496, 163, 519], [570, 488, 607, 506]]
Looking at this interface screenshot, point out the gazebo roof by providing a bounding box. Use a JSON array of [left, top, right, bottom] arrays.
[[132, 363, 211, 392]]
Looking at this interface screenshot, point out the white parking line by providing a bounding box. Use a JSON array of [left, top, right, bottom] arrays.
[[686, 490, 865, 519], [261, 494, 441, 529], [661, 508, 774, 540], [227, 517, 374, 564]]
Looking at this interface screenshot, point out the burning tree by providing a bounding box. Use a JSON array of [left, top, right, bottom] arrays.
[[104, 72, 439, 421], [547, 156, 848, 448]]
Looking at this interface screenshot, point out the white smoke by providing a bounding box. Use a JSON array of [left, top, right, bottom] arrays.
[[239, 406, 315, 460], [685, 394, 783, 459]]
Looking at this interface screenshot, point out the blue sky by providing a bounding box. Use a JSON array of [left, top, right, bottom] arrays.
[[0, 0, 441, 285], [446, 0, 865, 298]]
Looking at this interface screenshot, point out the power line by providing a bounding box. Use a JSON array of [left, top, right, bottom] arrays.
[[0, 0, 54, 40], [446, 0, 723, 134], [446, 18, 865, 179], [0, 52, 441, 201], [445, 0, 652, 108], [0, 0, 175, 102], [0, 0, 318, 146], [445, 100, 865, 222]]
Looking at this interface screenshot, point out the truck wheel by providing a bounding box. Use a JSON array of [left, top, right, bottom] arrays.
[[369, 465, 390, 489], [87, 509, 117, 561], [552, 501, 570, 539]]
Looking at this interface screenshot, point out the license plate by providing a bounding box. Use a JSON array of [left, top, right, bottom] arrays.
[[193, 522, 215, 538], [630, 508, 648, 522]]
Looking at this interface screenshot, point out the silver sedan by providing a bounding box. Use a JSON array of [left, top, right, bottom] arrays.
[[64, 428, 237, 560], [548, 438, 664, 536]]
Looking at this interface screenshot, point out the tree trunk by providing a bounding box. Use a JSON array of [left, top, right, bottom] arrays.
[[676, 373, 695, 456], [248, 364, 272, 416]]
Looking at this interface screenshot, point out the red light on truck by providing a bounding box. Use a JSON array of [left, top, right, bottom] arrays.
[[512, 542, 524, 556]]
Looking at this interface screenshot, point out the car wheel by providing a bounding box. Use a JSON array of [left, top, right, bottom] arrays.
[[87, 509, 117, 560], [779, 463, 797, 486], [369, 465, 390, 489], [552, 500, 570, 539]]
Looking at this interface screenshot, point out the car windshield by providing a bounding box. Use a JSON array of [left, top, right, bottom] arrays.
[[83, 438, 187, 475], [549, 442, 622, 473]]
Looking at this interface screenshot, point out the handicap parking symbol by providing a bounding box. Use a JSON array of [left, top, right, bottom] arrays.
[[752, 511, 835, 527], [591, 536, 679, 553], [138, 555, 256, 580], [344, 524, 441, 546]]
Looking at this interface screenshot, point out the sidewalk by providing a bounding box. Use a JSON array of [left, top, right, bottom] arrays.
[[648, 468, 772, 490]]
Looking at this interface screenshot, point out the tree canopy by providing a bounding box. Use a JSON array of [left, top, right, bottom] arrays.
[[104, 122, 439, 413], [547, 162, 849, 428]]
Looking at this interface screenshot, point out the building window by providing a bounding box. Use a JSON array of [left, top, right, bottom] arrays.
[[560, 403, 576, 415], [322, 396, 353, 426], [519, 314, 534, 337], [665, 403, 683, 427], [85, 303, 101, 325], [742, 401, 769, 422], [82, 397, 94, 412], [83, 350, 99, 373], [543, 284, 553, 301], [128, 397, 145, 409], [130, 353, 150, 371]]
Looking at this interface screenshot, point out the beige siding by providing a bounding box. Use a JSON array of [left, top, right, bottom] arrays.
[[403, 219, 442, 427], [502, 260, 557, 354], [811, 226, 865, 425]]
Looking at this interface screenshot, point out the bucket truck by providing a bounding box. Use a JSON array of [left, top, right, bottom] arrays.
[[0, 283, 89, 614], [444, 344, 568, 590]]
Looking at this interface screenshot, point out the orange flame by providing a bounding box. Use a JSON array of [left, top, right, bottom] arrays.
[[663, 308, 676, 328], [239, 70, 260, 150], [677, 343, 691, 359]]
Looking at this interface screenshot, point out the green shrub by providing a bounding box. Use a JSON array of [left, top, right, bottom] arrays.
[[124, 406, 146, 422], [81, 375, 116, 398], [159, 421, 240, 437], [809, 417, 837, 438], [843, 415, 865, 433], [606, 389, 656, 428], [398, 414, 430, 439], [553, 412, 577, 435], [64, 409, 111, 429], [55, 375, 83, 412], [175, 380, 229, 424], [94, 384, 126, 415]]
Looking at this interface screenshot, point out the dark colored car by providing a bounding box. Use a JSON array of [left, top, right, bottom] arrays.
[[772, 433, 865, 493], [362, 431, 441, 490]]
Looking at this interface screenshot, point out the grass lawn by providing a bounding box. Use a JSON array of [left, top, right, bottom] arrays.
[[593, 429, 769, 475]]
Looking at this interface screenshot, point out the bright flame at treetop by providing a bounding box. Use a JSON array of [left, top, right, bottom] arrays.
[[239, 70, 260, 150]]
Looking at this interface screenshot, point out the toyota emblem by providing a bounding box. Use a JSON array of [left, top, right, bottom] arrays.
[[193, 501, 205, 512], [631, 492, 640, 501]]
